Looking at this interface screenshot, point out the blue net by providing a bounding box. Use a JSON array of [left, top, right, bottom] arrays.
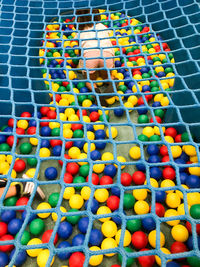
[[0, 0, 200, 266]]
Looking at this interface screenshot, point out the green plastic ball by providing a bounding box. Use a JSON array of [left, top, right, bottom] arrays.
[[79, 165, 90, 177], [73, 129, 84, 138], [18, 230, 31, 245], [118, 247, 135, 266], [190, 204, 200, 219], [150, 81, 159, 88], [181, 132, 189, 142], [126, 219, 141, 233], [27, 157, 37, 167], [73, 176, 85, 190], [149, 135, 161, 141], [78, 95, 87, 104], [51, 128, 60, 136], [87, 95, 95, 103], [118, 85, 127, 93], [138, 134, 149, 142], [4, 196, 18, 206], [138, 115, 149, 124], [99, 114, 110, 122], [151, 86, 160, 92], [187, 256, 200, 267], [66, 209, 81, 225], [154, 109, 165, 118], [30, 218, 45, 236], [77, 82, 86, 90], [19, 142, 32, 154], [123, 194, 135, 210], [0, 143, 11, 152], [48, 192, 60, 207]]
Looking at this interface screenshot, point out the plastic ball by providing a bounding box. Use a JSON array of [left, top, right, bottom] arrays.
[[101, 238, 117, 257], [104, 164, 117, 177], [123, 193, 135, 210], [27, 238, 43, 257], [29, 219, 45, 236], [118, 247, 134, 266], [106, 195, 120, 211], [131, 231, 148, 249], [0, 234, 14, 252], [101, 221, 117, 238], [57, 241, 71, 260], [8, 218, 23, 235], [1, 210, 16, 223], [89, 229, 103, 246], [134, 200, 149, 215], [0, 252, 9, 267], [48, 192, 59, 207], [138, 248, 155, 267], [93, 162, 105, 174], [13, 159, 26, 172], [69, 194, 84, 209], [190, 204, 200, 219], [19, 142, 32, 154], [57, 221, 73, 239], [96, 206, 111, 222], [102, 152, 114, 162], [186, 175, 200, 188], [69, 252, 85, 267], [94, 188, 109, 203], [129, 146, 141, 159], [89, 246, 103, 266], [37, 249, 54, 267], [115, 229, 131, 247], [171, 225, 189, 242], [132, 171, 146, 185], [133, 189, 147, 200], [78, 217, 89, 234], [148, 230, 165, 248], [44, 167, 57, 180], [106, 127, 118, 139], [39, 147, 51, 157], [42, 229, 58, 245], [9, 249, 27, 266], [72, 234, 85, 246], [170, 241, 188, 254], [36, 202, 51, 219], [85, 198, 99, 214], [142, 217, 156, 231]]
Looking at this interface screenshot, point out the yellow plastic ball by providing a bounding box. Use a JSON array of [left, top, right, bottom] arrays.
[[102, 152, 114, 162], [171, 225, 189, 242], [17, 120, 29, 129], [171, 146, 182, 158], [39, 147, 51, 157], [30, 137, 38, 146], [96, 77, 104, 87], [155, 248, 171, 266], [94, 189, 109, 203], [160, 179, 175, 193], [116, 156, 126, 169], [89, 246, 103, 266], [97, 206, 111, 222], [63, 128, 73, 138], [164, 136, 174, 143], [36, 202, 51, 219], [188, 166, 200, 176], [81, 186, 91, 200], [37, 249, 55, 267], [187, 192, 200, 206], [142, 127, 154, 138], [129, 146, 141, 160], [133, 189, 147, 200], [83, 143, 96, 153], [127, 95, 138, 106], [115, 229, 131, 247], [68, 147, 81, 159], [164, 209, 180, 226], [166, 192, 181, 208], [52, 206, 67, 222], [69, 194, 84, 209], [177, 203, 190, 215], [101, 221, 118, 238], [93, 161, 105, 174], [78, 153, 87, 165], [26, 168, 36, 178], [134, 200, 149, 215], [87, 131, 95, 140], [101, 238, 117, 256], [82, 99, 92, 107], [148, 230, 165, 248], [106, 127, 118, 139], [27, 238, 43, 257], [93, 122, 105, 131], [63, 187, 75, 200], [184, 145, 197, 156]]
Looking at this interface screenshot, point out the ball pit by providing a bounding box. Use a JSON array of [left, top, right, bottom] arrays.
[[0, 4, 199, 267]]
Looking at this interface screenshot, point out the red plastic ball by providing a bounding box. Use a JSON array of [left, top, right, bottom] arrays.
[[100, 175, 113, 185], [71, 123, 83, 131], [121, 172, 132, 186], [27, 126, 36, 135], [55, 94, 61, 103], [160, 145, 168, 156], [66, 162, 79, 175], [162, 167, 176, 180], [16, 128, 25, 135], [111, 265, 121, 267], [162, 155, 170, 163], [50, 139, 62, 147], [16, 197, 29, 212], [65, 141, 74, 150], [132, 171, 146, 185], [150, 116, 162, 123], [8, 118, 14, 128], [76, 109, 87, 118], [21, 112, 31, 118], [175, 134, 182, 143], [47, 110, 57, 119], [89, 112, 100, 122], [165, 127, 177, 139], [0, 234, 14, 252], [13, 159, 26, 173], [185, 221, 200, 235], [40, 106, 50, 116], [69, 252, 85, 267], [40, 117, 49, 127], [138, 248, 155, 267], [86, 173, 99, 185], [131, 231, 148, 250], [171, 241, 188, 254], [64, 172, 73, 183], [62, 81, 69, 87], [42, 229, 58, 245], [138, 97, 144, 106], [151, 203, 165, 217], [106, 195, 120, 211], [6, 136, 17, 147], [0, 222, 7, 237]]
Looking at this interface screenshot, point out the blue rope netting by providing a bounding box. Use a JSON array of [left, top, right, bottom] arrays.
[[0, 0, 200, 266]]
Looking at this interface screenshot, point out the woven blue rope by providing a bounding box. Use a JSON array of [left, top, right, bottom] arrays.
[[0, 0, 200, 266]]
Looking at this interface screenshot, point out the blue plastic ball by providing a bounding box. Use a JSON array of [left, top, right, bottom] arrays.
[[21, 211, 36, 223], [142, 217, 156, 231], [104, 165, 117, 177], [137, 105, 148, 115], [95, 141, 106, 150], [89, 229, 103, 246], [29, 120, 36, 127], [112, 213, 122, 225], [8, 218, 23, 235], [175, 158, 186, 172], [148, 155, 161, 163], [85, 198, 99, 214], [73, 140, 85, 149], [40, 126, 51, 136], [150, 167, 162, 180], [52, 145, 62, 156], [114, 108, 124, 117], [95, 130, 106, 140], [45, 167, 58, 180], [152, 101, 161, 107], [111, 186, 120, 197], [136, 163, 146, 172], [40, 139, 50, 148], [1, 210, 16, 223], [86, 124, 94, 132], [186, 175, 200, 188], [147, 144, 159, 155], [72, 234, 85, 246], [166, 262, 180, 267], [179, 152, 189, 162], [0, 252, 9, 267], [179, 172, 188, 184], [10, 249, 27, 266], [0, 135, 6, 144], [3, 127, 13, 133], [57, 241, 71, 260], [57, 222, 73, 239], [90, 150, 101, 161], [155, 191, 166, 203], [78, 217, 89, 234]]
